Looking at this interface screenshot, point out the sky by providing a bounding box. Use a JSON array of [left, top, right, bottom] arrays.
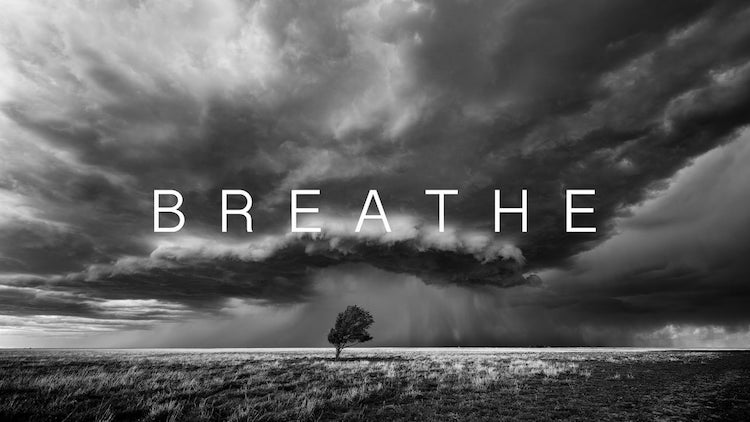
[[1, 0, 750, 348]]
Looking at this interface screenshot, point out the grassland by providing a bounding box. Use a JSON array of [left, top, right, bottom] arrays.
[[0, 348, 749, 421]]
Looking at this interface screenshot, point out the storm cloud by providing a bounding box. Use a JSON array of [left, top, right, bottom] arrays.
[[2, 0, 750, 347]]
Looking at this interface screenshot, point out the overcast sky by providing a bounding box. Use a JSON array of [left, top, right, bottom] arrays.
[[2, 0, 750, 347]]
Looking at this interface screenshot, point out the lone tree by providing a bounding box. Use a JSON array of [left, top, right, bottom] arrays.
[[327, 305, 374, 359]]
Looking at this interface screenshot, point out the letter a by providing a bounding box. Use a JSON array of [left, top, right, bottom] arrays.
[[355, 190, 391, 233]]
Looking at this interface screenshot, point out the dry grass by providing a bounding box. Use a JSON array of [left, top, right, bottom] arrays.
[[0, 349, 748, 421]]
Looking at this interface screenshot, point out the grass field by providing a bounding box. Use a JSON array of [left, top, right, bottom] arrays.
[[1, 348, 749, 421]]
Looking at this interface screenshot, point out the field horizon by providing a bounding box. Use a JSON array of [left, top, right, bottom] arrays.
[[2, 348, 749, 421], [4, 346, 750, 352]]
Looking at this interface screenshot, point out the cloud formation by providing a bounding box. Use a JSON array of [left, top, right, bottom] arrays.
[[2, 0, 750, 346]]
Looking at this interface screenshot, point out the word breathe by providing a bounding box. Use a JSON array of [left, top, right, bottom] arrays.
[[153, 189, 597, 234]]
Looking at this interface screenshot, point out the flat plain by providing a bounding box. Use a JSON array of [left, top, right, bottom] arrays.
[[0, 348, 748, 421]]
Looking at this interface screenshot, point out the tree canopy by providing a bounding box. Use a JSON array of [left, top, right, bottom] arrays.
[[327, 305, 374, 359]]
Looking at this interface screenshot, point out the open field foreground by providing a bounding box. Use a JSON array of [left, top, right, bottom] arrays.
[[1, 348, 749, 421]]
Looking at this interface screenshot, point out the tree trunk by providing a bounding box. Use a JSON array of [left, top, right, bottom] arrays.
[[335, 346, 341, 360]]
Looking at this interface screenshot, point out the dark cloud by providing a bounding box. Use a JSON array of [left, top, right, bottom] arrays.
[[1, 0, 750, 346], [540, 134, 750, 342], [2, 233, 530, 315], [0, 220, 99, 273]]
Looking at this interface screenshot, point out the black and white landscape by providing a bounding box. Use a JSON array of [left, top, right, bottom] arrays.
[[2, 0, 750, 420]]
